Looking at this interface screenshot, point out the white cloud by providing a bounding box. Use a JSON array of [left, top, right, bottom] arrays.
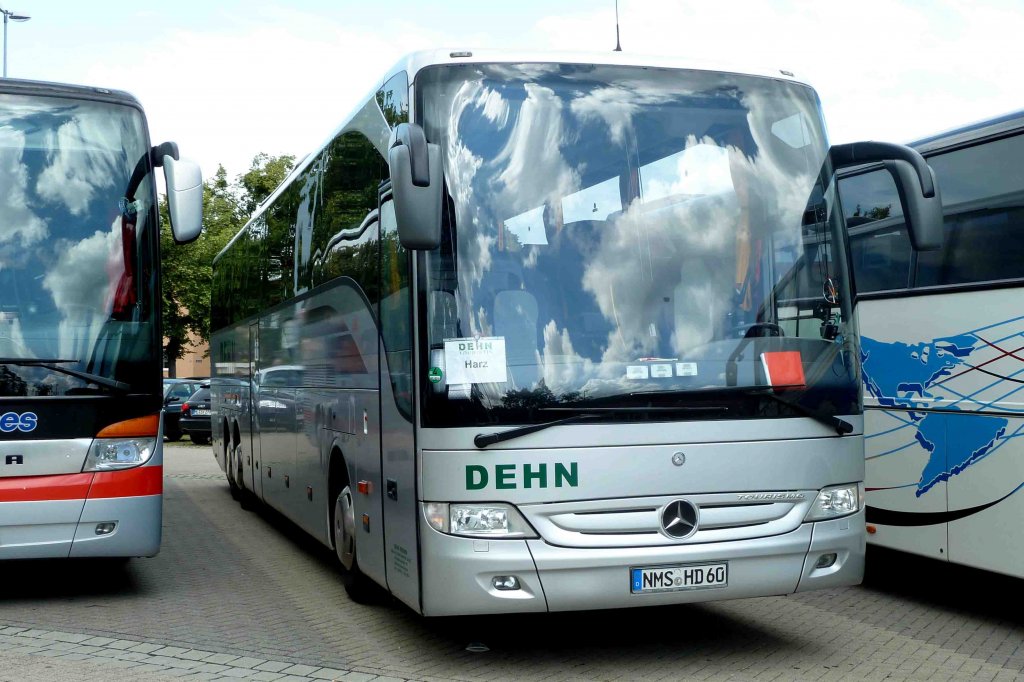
[[42, 220, 122, 359], [0, 128, 48, 250]]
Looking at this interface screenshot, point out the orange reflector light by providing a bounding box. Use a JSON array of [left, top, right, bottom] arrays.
[[866, 524, 877, 534], [357, 480, 371, 495], [96, 413, 160, 438]]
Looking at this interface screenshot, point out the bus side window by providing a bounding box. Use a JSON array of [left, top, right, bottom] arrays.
[[839, 169, 913, 293], [379, 200, 413, 421], [313, 131, 386, 299], [915, 133, 1024, 287]]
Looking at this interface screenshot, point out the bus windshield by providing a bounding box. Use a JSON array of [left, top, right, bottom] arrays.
[[419, 63, 858, 426], [0, 93, 159, 396]]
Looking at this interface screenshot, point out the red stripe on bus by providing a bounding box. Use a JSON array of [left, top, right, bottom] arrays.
[[0, 473, 94, 502], [0, 466, 163, 503], [88, 465, 163, 499]]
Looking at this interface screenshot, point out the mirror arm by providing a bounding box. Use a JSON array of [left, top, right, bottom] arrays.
[[151, 142, 180, 168], [389, 123, 430, 187], [830, 141, 935, 198]]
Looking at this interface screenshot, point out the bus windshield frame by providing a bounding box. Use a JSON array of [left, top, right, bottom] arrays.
[[416, 62, 859, 428]]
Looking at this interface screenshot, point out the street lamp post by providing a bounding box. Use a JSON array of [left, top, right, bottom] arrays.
[[1, 6, 31, 78]]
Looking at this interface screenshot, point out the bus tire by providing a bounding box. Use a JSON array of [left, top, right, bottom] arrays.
[[332, 482, 381, 604], [235, 443, 254, 510], [226, 441, 241, 500]]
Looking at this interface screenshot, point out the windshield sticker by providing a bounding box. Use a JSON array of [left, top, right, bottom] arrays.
[[443, 337, 507, 384], [502, 207, 548, 246], [626, 365, 650, 380], [428, 366, 443, 384], [650, 364, 673, 378], [676, 362, 698, 376]]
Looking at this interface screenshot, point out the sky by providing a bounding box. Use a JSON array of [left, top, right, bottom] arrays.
[[5, 0, 1022, 182]]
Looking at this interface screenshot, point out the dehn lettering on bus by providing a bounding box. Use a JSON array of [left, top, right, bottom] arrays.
[[466, 462, 579, 490]]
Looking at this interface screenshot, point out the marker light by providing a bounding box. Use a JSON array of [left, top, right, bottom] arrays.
[[804, 483, 862, 521], [422, 502, 538, 538]]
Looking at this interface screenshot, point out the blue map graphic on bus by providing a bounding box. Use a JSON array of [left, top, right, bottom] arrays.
[[861, 325, 1019, 497]]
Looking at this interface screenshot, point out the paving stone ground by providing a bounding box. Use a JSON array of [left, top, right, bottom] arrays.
[[0, 442, 1022, 681]]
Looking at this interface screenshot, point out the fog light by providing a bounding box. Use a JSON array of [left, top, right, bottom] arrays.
[[95, 522, 117, 536], [492, 575, 521, 591], [815, 553, 837, 569]]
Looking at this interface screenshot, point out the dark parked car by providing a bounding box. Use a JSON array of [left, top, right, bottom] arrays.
[[179, 384, 212, 445], [163, 378, 206, 441]]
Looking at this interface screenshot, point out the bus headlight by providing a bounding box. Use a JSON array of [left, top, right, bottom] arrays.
[[804, 483, 862, 521], [83, 438, 156, 471], [423, 502, 538, 538]]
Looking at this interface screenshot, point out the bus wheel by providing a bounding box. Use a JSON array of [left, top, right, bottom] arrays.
[[226, 444, 241, 500], [332, 485, 381, 604], [235, 444, 253, 510]]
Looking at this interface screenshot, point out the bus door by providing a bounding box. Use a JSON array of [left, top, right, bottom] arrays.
[[247, 321, 263, 498], [377, 195, 420, 610]]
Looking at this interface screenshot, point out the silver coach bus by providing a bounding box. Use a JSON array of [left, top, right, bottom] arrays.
[[210, 49, 942, 616]]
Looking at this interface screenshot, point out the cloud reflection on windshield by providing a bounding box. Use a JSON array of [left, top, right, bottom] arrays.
[[423, 64, 833, 404]]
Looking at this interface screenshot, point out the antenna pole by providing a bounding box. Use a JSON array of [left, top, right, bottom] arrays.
[[614, 0, 622, 51]]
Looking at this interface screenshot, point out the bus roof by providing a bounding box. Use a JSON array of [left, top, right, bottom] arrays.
[[909, 109, 1024, 153], [0, 77, 142, 109], [383, 48, 811, 89]]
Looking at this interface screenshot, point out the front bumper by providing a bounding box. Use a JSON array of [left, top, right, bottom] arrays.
[[419, 510, 864, 616], [0, 493, 161, 559]]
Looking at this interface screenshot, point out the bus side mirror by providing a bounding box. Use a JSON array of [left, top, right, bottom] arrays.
[[882, 159, 942, 251], [161, 150, 203, 244], [829, 141, 942, 251], [388, 123, 443, 250]]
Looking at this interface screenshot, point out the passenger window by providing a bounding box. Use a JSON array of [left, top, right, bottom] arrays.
[[377, 72, 409, 128], [839, 169, 912, 293], [915, 133, 1024, 286], [379, 199, 413, 420], [313, 131, 387, 296], [850, 226, 913, 292]]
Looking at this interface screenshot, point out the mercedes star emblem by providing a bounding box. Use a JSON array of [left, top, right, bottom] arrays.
[[661, 499, 699, 539]]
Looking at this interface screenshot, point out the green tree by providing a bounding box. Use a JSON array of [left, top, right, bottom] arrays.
[[238, 152, 296, 216], [161, 165, 241, 375], [161, 154, 295, 375]]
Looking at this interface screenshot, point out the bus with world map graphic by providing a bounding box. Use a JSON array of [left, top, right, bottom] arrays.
[[839, 109, 1024, 578]]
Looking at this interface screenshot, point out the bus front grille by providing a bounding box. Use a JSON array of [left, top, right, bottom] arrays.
[[520, 492, 815, 548]]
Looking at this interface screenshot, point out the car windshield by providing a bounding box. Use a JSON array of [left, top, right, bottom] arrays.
[[0, 93, 159, 396], [418, 63, 858, 427]]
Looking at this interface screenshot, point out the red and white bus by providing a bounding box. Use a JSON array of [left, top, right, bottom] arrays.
[[0, 79, 201, 559]]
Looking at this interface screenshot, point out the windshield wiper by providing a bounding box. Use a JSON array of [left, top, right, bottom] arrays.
[[758, 390, 853, 436], [475, 414, 600, 448], [558, 385, 852, 436], [474, 404, 730, 449], [0, 358, 132, 394]]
